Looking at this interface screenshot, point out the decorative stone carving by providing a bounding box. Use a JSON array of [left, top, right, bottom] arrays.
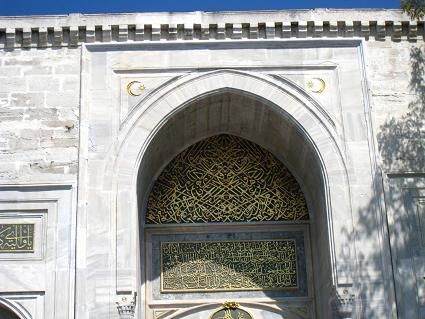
[[116, 293, 136, 319], [333, 287, 355, 319]]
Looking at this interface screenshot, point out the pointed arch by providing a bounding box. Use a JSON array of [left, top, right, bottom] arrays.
[[107, 69, 355, 318]]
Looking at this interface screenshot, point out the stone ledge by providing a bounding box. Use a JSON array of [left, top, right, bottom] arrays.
[[0, 10, 422, 48], [0, 21, 423, 48]]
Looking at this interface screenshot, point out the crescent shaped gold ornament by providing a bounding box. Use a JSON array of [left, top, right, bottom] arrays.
[[307, 77, 326, 93], [127, 81, 145, 96]]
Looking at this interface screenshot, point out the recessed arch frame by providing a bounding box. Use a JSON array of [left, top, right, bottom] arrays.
[[0, 298, 32, 319], [108, 69, 355, 317]]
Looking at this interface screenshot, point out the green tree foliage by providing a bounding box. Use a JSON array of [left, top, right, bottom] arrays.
[[401, 0, 425, 19]]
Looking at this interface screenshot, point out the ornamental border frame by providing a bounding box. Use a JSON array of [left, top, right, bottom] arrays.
[[159, 238, 300, 293]]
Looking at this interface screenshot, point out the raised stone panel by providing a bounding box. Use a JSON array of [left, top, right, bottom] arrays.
[[144, 225, 313, 319], [146, 227, 311, 301], [367, 41, 425, 175], [385, 177, 425, 319], [0, 185, 76, 319]]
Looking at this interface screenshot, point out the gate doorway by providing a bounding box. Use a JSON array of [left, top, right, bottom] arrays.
[[142, 134, 314, 319]]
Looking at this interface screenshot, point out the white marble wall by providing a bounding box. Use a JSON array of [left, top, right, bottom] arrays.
[[0, 9, 423, 319], [0, 43, 80, 319], [367, 40, 425, 319]]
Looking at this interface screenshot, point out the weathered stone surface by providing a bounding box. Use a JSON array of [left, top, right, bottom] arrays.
[[28, 77, 60, 92], [23, 65, 53, 75], [10, 92, 44, 107], [0, 77, 22, 92], [45, 92, 79, 108], [0, 48, 80, 185], [0, 66, 21, 76], [368, 42, 425, 173]]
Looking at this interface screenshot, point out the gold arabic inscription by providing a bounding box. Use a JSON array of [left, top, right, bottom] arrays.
[[147, 134, 308, 224], [161, 239, 298, 292], [0, 223, 34, 252]]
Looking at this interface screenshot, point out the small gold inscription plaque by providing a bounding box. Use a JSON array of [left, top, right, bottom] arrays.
[[161, 239, 298, 292], [0, 223, 34, 252]]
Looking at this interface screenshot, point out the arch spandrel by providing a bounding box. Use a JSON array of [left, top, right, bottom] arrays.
[[117, 70, 338, 146], [113, 71, 348, 193], [146, 134, 308, 224]]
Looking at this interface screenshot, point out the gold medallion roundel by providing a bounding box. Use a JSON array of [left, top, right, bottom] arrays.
[[209, 302, 253, 319]]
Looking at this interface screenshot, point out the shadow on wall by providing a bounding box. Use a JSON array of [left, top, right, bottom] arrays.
[[378, 46, 425, 173], [0, 305, 20, 319], [336, 47, 425, 318]]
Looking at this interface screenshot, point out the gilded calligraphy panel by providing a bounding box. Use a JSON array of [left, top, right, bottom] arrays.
[[147, 134, 308, 224], [0, 223, 34, 252], [161, 239, 298, 292]]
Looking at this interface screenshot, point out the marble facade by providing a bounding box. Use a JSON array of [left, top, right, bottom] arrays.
[[0, 9, 424, 319]]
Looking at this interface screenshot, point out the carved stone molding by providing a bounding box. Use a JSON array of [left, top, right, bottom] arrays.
[[0, 10, 421, 49]]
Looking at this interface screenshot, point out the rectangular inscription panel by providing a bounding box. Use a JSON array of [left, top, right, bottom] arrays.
[[161, 239, 298, 292], [0, 223, 34, 252]]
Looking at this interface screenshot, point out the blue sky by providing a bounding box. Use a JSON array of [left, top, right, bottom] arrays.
[[0, 0, 400, 16]]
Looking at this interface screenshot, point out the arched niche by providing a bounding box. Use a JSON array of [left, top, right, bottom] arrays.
[[142, 133, 313, 318], [111, 70, 353, 319], [134, 91, 342, 319]]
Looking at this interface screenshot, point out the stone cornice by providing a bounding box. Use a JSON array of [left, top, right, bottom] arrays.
[[0, 9, 422, 48]]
